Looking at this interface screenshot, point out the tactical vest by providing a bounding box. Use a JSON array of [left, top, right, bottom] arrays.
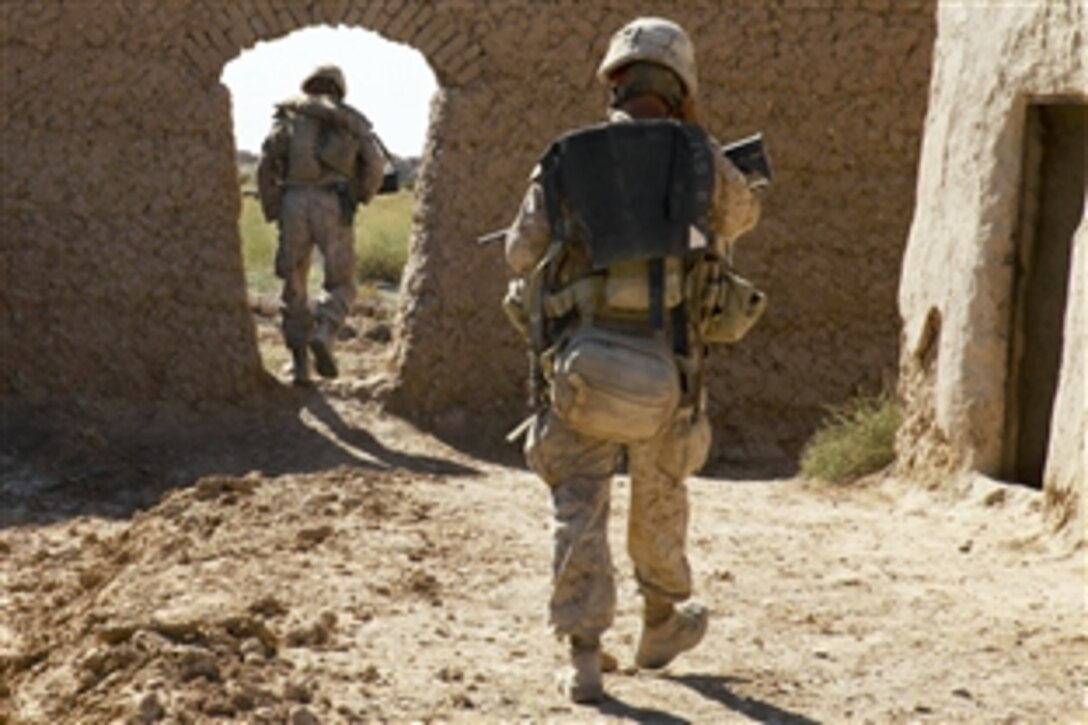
[[532, 119, 716, 341], [285, 111, 324, 183], [281, 98, 361, 185], [509, 120, 717, 432]]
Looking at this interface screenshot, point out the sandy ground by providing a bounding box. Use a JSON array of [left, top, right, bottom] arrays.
[[1, 301, 1085, 724]]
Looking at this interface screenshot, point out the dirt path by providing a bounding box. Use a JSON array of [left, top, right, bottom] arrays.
[[1, 312, 1084, 723]]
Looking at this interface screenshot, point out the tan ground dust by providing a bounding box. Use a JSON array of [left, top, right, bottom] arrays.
[[1, 298, 1084, 724]]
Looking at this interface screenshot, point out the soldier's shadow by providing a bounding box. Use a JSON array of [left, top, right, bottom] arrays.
[[300, 393, 476, 476], [591, 696, 690, 724], [662, 673, 820, 724], [586, 674, 817, 724]]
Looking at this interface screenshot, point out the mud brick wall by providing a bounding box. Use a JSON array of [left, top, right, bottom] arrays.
[[897, 0, 1085, 533], [0, 1, 936, 463]]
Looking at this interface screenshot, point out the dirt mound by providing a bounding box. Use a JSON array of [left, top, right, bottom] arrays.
[[2, 466, 466, 722]]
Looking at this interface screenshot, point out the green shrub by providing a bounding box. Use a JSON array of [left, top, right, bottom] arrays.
[[799, 391, 900, 483], [238, 196, 282, 294], [238, 190, 413, 294], [355, 190, 413, 284]]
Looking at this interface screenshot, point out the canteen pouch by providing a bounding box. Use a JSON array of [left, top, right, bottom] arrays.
[[691, 255, 768, 344], [702, 270, 767, 343], [550, 326, 680, 442]]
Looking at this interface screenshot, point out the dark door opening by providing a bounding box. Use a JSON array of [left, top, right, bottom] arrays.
[[1002, 102, 1086, 487]]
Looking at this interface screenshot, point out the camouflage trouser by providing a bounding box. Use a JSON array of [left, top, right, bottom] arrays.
[[275, 187, 356, 351], [525, 408, 712, 639]]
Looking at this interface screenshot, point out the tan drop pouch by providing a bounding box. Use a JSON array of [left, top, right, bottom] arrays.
[[550, 326, 680, 443], [688, 254, 768, 344], [700, 270, 767, 344]]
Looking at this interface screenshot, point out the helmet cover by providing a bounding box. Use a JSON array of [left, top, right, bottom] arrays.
[[597, 17, 697, 96]]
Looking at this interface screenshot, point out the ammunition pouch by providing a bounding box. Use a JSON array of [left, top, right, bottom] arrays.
[[690, 254, 767, 343]]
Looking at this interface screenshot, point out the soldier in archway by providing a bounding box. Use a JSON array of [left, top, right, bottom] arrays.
[[257, 64, 386, 385], [502, 18, 766, 703]]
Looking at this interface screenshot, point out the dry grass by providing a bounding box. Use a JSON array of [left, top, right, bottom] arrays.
[[238, 190, 413, 294], [800, 391, 900, 482]]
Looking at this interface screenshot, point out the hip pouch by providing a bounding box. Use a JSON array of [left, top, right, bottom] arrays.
[[701, 269, 767, 344], [549, 326, 680, 443]]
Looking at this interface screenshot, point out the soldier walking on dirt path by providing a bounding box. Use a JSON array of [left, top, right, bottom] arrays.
[[257, 64, 386, 386], [501, 17, 767, 703]]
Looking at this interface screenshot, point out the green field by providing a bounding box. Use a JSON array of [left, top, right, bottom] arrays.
[[239, 190, 414, 294]]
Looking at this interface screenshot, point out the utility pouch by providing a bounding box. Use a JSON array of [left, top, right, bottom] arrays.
[[550, 326, 680, 443], [333, 181, 356, 225], [698, 264, 767, 344]]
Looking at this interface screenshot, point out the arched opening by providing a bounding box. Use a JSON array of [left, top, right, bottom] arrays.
[[221, 25, 436, 385]]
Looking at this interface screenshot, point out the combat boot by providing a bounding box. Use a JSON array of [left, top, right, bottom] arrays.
[[284, 347, 312, 387], [635, 601, 708, 670], [308, 318, 339, 379], [558, 635, 604, 704]]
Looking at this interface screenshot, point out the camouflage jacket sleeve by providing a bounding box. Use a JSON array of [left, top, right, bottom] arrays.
[[342, 104, 386, 205], [256, 114, 290, 222], [504, 173, 551, 277], [709, 142, 761, 260]]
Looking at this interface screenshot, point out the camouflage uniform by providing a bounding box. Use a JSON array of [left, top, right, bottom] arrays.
[[257, 65, 386, 383], [504, 17, 761, 703]]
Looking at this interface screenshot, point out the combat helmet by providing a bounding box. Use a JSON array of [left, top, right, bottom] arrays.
[[302, 64, 347, 98], [597, 17, 697, 96]]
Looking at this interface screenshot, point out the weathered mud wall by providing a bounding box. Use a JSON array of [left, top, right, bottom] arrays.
[[0, 1, 936, 463], [897, 0, 1085, 532], [395, 2, 936, 463]]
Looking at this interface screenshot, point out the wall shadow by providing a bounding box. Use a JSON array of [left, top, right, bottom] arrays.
[[0, 387, 478, 529], [418, 402, 799, 482]]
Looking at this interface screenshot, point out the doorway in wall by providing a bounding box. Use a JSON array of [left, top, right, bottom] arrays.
[[1002, 102, 1086, 487], [221, 25, 435, 383]]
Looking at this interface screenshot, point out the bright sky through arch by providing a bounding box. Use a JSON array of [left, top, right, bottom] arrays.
[[221, 26, 437, 158]]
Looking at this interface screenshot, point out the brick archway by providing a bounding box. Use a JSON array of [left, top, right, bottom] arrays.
[[1, 1, 936, 462]]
